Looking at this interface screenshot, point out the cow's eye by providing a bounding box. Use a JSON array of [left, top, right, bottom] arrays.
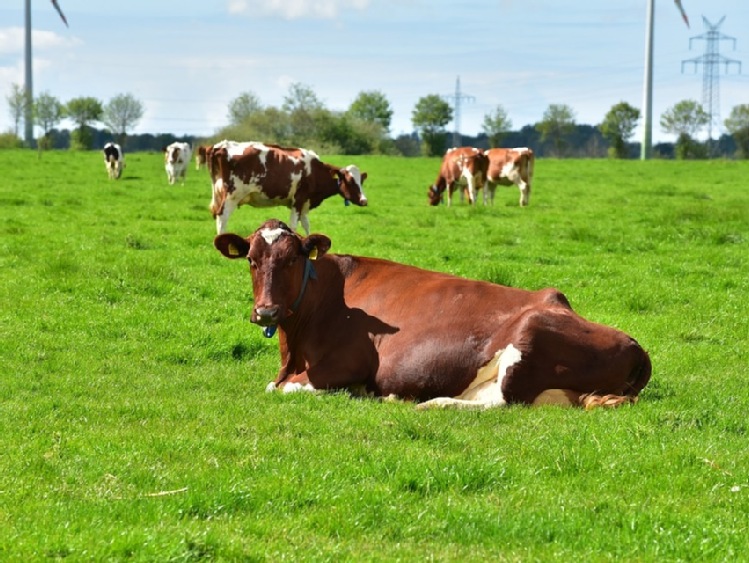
[[248, 259, 256, 269]]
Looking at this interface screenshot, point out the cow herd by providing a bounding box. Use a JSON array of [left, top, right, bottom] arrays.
[[101, 139, 652, 410]]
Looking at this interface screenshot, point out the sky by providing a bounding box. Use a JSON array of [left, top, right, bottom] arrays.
[[1, 1, 747, 144]]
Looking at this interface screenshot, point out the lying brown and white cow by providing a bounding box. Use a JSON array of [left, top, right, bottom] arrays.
[[428, 146, 488, 206], [484, 147, 535, 206], [214, 219, 652, 409], [208, 141, 368, 234]]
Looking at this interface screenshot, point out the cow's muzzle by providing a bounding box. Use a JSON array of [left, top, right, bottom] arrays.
[[253, 306, 280, 327]]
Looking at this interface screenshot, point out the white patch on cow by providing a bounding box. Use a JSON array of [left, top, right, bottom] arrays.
[[260, 227, 288, 244], [416, 344, 522, 410], [281, 382, 317, 393]]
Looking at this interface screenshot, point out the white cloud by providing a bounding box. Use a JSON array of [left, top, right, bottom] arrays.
[[0, 26, 80, 55], [227, 0, 370, 20]]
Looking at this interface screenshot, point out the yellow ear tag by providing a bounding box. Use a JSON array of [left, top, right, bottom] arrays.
[[228, 243, 240, 256], [309, 247, 318, 261]]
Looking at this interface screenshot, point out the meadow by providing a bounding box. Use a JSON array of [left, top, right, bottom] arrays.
[[1, 149, 748, 561]]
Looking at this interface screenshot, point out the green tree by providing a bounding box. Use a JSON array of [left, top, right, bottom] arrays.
[[660, 99, 709, 160], [228, 91, 263, 126], [535, 104, 576, 157], [33, 91, 65, 150], [481, 105, 512, 148], [102, 93, 144, 144], [6, 83, 27, 138], [348, 90, 393, 132], [282, 83, 325, 144], [599, 101, 640, 159], [412, 94, 452, 156], [66, 96, 103, 150], [724, 104, 749, 159]]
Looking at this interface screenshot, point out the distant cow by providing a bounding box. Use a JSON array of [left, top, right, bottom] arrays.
[[214, 219, 652, 409], [484, 147, 535, 206], [195, 145, 209, 170], [164, 142, 192, 185], [103, 142, 124, 180], [428, 147, 488, 206], [208, 141, 367, 235]]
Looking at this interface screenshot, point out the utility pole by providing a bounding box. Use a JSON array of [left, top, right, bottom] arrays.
[[681, 16, 741, 149], [442, 76, 474, 147], [24, 0, 33, 147], [640, 0, 690, 160]]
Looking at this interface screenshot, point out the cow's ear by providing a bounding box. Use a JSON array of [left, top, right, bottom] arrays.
[[302, 234, 331, 260], [214, 234, 250, 259], [360, 172, 368, 182]]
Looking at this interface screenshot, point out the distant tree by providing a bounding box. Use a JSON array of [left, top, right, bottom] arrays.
[[101, 93, 144, 144], [227, 91, 263, 126], [535, 104, 576, 157], [6, 83, 26, 137], [481, 105, 512, 148], [33, 91, 65, 150], [282, 83, 326, 144], [66, 96, 103, 150], [660, 99, 709, 160], [599, 101, 640, 159], [412, 94, 453, 156], [348, 90, 393, 132], [724, 104, 749, 159]]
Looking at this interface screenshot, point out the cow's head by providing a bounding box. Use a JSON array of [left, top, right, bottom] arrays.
[[335, 165, 368, 207], [214, 219, 331, 329], [427, 185, 443, 206]]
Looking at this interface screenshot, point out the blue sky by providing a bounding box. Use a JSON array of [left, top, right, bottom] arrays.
[[1, 1, 747, 143]]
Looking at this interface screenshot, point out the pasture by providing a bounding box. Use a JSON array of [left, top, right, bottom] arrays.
[[1, 149, 748, 560]]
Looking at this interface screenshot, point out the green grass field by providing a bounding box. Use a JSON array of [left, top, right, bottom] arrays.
[[1, 149, 748, 561]]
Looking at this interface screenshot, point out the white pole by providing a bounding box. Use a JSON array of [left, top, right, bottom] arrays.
[[641, 0, 654, 160], [24, 0, 34, 147]]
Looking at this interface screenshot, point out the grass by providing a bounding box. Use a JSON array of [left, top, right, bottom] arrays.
[[1, 149, 748, 560]]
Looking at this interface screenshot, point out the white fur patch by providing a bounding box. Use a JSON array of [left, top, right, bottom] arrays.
[[281, 382, 316, 394], [260, 227, 288, 244], [417, 344, 522, 410]]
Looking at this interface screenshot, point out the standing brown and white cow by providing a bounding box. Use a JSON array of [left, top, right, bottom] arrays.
[[428, 147, 488, 206], [208, 141, 367, 235], [195, 145, 209, 170], [484, 147, 535, 207], [103, 142, 124, 180], [214, 219, 652, 409], [164, 142, 192, 185]]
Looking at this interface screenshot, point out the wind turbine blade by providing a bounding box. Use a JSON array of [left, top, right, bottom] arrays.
[[674, 0, 689, 28], [51, 0, 69, 27]]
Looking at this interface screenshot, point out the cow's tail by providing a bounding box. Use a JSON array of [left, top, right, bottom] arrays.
[[579, 345, 652, 410]]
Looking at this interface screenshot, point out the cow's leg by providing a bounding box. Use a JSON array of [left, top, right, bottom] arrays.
[[518, 180, 530, 206], [466, 177, 476, 205]]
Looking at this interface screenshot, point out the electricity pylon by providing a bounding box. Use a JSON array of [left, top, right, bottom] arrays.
[[681, 16, 741, 146], [442, 76, 475, 147]]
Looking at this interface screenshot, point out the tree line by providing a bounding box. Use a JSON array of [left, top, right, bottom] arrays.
[[3, 81, 748, 159]]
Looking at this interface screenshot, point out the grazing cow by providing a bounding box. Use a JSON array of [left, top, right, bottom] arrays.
[[214, 219, 652, 409], [195, 145, 209, 170], [208, 141, 367, 235], [164, 142, 192, 185], [428, 147, 488, 206], [103, 142, 124, 180], [484, 147, 535, 207]]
